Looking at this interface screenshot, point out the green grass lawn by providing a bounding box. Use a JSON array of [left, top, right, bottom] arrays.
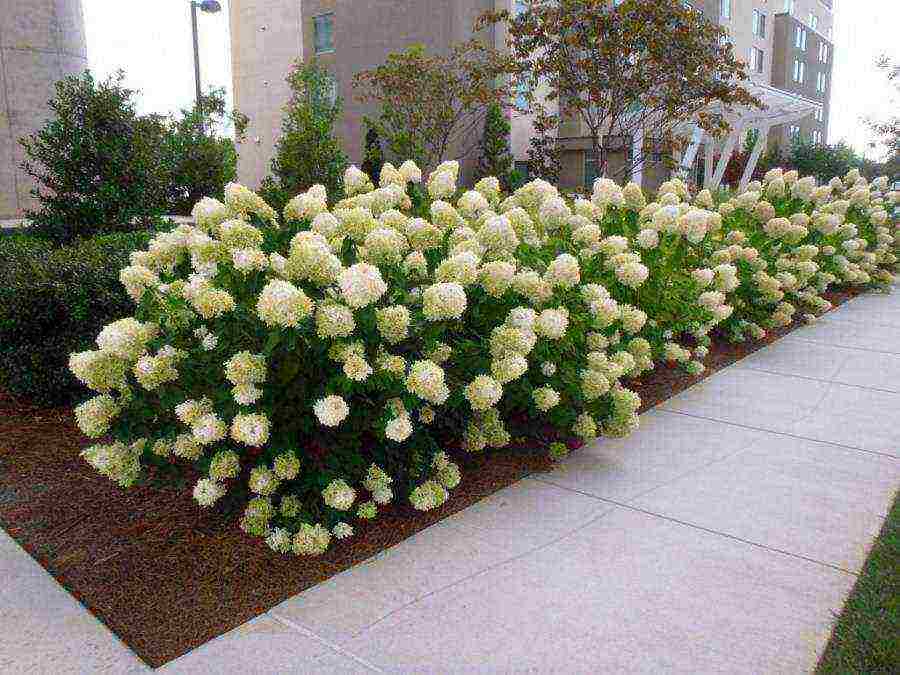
[[817, 490, 899, 673]]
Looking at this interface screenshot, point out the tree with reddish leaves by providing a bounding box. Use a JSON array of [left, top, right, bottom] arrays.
[[354, 42, 516, 175], [478, 0, 762, 180]]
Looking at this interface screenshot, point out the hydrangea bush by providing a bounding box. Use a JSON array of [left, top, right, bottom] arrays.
[[70, 159, 898, 557]]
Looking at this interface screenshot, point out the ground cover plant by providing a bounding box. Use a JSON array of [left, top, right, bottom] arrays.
[[68, 161, 898, 559], [817, 490, 900, 673]]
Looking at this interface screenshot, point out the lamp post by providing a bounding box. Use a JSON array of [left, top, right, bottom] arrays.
[[190, 0, 222, 113]]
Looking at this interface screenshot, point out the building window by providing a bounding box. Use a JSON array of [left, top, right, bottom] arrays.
[[819, 42, 829, 63], [752, 10, 766, 38], [514, 160, 530, 181], [325, 75, 338, 106], [584, 152, 599, 190], [784, 0, 795, 15], [795, 26, 807, 51], [749, 47, 765, 73], [816, 71, 827, 93], [789, 125, 801, 140], [720, 0, 731, 20], [812, 129, 823, 144], [793, 59, 806, 84], [515, 79, 530, 111], [313, 13, 334, 54], [815, 107, 824, 123], [809, 13, 818, 31]]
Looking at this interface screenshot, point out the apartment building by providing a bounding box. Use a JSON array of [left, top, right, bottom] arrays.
[[708, 0, 834, 153], [230, 0, 834, 193]]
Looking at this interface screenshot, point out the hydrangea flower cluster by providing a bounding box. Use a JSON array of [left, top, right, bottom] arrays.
[[71, 160, 898, 556]]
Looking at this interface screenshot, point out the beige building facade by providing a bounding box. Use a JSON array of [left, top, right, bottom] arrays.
[[229, 0, 835, 193], [0, 0, 89, 218]]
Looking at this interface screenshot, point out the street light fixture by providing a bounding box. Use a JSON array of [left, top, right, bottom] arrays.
[[190, 0, 222, 112]]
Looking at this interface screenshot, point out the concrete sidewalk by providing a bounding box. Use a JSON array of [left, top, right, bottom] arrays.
[[2, 291, 898, 673]]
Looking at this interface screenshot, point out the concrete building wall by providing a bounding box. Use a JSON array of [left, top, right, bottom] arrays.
[[770, 6, 833, 152], [0, 0, 89, 218], [299, 0, 496, 181], [229, 0, 303, 189]]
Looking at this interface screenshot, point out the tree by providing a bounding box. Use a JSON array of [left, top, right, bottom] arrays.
[[864, 56, 900, 180], [478, 0, 761, 180], [526, 104, 563, 183], [266, 59, 348, 208], [20, 70, 169, 242], [475, 103, 515, 188], [354, 42, 514, 174], [361, 125, 385, 180], [786, 140, 864, 184], [161, 88, 246, 215]]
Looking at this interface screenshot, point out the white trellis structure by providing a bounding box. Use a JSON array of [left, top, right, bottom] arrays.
[[674, 83, 822, 192]]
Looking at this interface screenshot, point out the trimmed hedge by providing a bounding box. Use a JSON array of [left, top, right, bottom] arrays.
[[0, 231, 152, 405]]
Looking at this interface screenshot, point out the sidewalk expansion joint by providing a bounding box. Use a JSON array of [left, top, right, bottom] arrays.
[[267, 613, 384, 673], [656, 408, 899, 460], [530, 476, 858, 576]]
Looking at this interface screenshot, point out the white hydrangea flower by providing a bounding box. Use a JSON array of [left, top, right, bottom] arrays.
[[193, 478, 226, 507], [323, 479, 356, 511], [422, 282, 467, 321], [338, 263, 388, 308], [313, 395, 350, 427], [385, 414, 413, 442]]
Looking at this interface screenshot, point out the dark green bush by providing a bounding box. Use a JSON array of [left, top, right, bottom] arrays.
[[0, 231, 151, 405], [21, 72, 243, 240], [161, 89, 244, 216], [21, 71, 169, 243]]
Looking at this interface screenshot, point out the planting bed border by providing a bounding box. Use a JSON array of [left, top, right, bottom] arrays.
[[0, 286, 868, 668]]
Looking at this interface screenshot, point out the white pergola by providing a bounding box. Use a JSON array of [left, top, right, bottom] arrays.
[[671, 83, 822, 192]]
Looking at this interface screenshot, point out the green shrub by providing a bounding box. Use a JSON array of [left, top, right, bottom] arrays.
[[0, 231, 152, 405], [20, 72, 243, 240], [20, 71, 169, 243], [263, 59, 348, 207], [161, 89, 244, 216]]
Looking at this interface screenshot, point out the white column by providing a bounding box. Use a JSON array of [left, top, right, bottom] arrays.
[[704, 140, 715, 188], [739, 124, 770, 192], [630, 127, 644, 187], [677, 126, 704, 178], [710, 127, 742, 190]]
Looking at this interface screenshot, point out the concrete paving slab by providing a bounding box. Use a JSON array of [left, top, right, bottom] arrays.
[[0, 531, 146, 674], [631, 432, 899, 571], [660, 367, 900, 456], [159, 615, 374, 674], [792, 315, 900, 354], [342, 507, 855, 674], [833, 292, 900, 326], [734, 337, 900, 392], [270, 519, 515, 644], [439, 477, 613, 556], [540, 409, 764, 502], [790, 381, 900, 457]]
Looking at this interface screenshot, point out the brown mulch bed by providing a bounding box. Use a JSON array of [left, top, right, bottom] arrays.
[[0, 286, 866, 668]]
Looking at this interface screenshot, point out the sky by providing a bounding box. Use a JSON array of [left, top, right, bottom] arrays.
[[83, 0, 234, 122], [83, 0, 899, 159]]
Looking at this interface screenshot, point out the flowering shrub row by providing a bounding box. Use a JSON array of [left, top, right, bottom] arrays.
[[69, 160, 898, 556]]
